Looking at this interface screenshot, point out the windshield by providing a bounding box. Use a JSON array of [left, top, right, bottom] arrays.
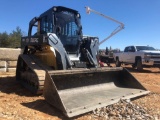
[[136, 46, 156, 51], [55, 11, 81, 53]]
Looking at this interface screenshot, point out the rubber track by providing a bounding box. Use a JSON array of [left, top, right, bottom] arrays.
[[17, 54, 52, 94]]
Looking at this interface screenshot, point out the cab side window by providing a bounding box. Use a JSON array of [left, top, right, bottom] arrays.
[[41, 16, 53, 34], [128, 47, 132, 52], [124, 47, 129, 52], [127, 46, 135, 52], [31, 21, 38, 36], [131, 46, 135, 52]]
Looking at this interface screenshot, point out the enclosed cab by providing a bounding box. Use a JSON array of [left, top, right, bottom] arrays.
[[21, 6, 99, 70]]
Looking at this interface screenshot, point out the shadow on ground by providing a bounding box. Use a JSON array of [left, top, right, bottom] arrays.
[[21, 100, 84, 120], [124, 66, 160, 73], [0, 73, 86, 119], [0, 75, 35, 97]]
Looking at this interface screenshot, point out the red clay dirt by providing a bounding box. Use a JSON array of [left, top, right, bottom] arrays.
[[0, 66, 160, 120]]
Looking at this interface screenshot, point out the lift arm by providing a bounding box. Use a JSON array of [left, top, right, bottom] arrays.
[[85, 6, 124, 45]]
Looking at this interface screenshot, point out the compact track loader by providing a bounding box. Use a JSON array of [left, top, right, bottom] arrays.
[[16, 6, 149, 117]]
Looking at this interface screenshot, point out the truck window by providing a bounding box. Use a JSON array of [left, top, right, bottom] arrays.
[[136, 46, 155, 51], [127, 46, 135, 52], [124, 47, 129, 52], [131, 46, 135, 52]]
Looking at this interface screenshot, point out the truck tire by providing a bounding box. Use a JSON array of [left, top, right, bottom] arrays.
[[132, 64, 136, 69], [137, 59, 143, 71], [115, 58, 121, 67]]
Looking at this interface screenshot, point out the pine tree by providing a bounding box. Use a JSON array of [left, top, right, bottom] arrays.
[[0, 26, 23, 48]]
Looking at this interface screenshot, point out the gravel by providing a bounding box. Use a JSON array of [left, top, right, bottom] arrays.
[[91, 99, 159, 120]]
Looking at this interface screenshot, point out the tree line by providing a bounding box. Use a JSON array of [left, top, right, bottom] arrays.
[[0, 27, 24, 48]]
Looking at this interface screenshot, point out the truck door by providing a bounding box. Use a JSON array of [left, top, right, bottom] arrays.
[[122, 47, 130, 62], [127, 46, 136, 63]]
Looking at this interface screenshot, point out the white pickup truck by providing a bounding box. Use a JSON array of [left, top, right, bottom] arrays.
[[114, 45, 160, 71]]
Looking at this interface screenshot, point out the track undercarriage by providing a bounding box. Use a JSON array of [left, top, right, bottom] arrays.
[[16, 54, 48, 94]]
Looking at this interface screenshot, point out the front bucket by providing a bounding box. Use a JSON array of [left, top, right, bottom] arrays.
[[43, 67, 149, 117]]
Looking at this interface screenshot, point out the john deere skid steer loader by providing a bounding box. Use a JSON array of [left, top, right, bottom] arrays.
[[16, 6, 149, 117]]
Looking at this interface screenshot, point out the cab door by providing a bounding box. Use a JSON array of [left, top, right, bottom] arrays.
[[122, 47, 130, 62], [127, 46, 136, 63]]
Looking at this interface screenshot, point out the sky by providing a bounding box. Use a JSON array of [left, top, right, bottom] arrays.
[[0, 0, 160, 50]]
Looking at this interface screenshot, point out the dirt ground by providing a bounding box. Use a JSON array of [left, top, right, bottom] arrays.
[[0, 66, 160, 120]]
